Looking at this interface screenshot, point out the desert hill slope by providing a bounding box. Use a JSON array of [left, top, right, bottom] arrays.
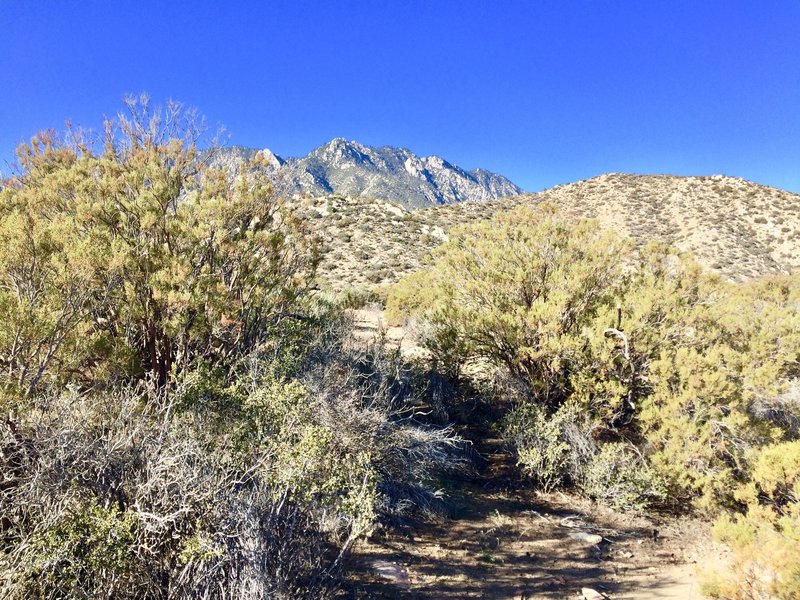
[[216, 139, 523, 208], [303, 173, 800, 290]]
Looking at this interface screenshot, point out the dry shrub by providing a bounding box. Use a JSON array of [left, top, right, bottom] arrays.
[[703, 441, 800, 599], [297, 312, 466, 517], [0, 312, 464, 599], [503, 401, 595, 493], [0, 389, 341, 600], [581, 443, 667, 511]]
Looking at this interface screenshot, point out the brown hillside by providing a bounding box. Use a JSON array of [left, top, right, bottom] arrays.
[[304, 173, 800, 290]]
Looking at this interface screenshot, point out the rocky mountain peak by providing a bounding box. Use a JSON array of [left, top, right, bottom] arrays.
[[217, 139, 523, 208]]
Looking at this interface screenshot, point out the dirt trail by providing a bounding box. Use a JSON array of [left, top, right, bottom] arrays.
[[345, 429, 711, 599], [343, 309, 717, 599]]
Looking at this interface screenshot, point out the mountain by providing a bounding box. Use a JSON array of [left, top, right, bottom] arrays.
[[216, 139, 523, 207], [293, 173, 800, 290]]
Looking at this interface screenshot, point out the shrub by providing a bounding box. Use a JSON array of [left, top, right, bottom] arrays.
[[581, 443, 667, 510], [0, 97, 317, 392], [507, 406, 666, 510], [334, 286, 390, 310], [704, 441, 800, 599], [0, 390, 343, 599], [0, 99, 463, 599], [388, 203, 635, 404], [295, 315, 464, 515], [388, 203, 800, 511], [504, 401, 594, 492], [0, 310, 463, 598]]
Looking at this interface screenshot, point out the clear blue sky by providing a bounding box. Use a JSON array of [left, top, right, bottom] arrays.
[[2, 1, 800, 192]]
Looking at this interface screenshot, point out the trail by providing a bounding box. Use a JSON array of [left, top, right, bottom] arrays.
[[343, 309, 717, 599]]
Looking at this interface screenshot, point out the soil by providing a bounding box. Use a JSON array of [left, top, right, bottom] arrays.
[[341, 309, 725, 599]]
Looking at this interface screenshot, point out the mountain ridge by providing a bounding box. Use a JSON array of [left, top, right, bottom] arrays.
[[216, 139, 523, 207]]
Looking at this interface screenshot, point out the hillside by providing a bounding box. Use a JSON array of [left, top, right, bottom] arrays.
[[215, 139, 523, 208], [306, 173, 800, 290]]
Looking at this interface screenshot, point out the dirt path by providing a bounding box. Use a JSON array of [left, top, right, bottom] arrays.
[[344, 428, 712, 599], [343, 309, 717, 599]]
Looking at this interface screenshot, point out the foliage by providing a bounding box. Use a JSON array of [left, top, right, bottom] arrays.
[[387, 203, 629, 403], [0, 390, 340, 599], [0, 318, 462, 599], [336, 285, 390, 310], [581, 442, 667, 511], [506, 402, 666, 510], [388, 203, 800, 511], [0, 100, 463, 599], [293, 314, 465, 516], [21, 498, 139, 596], [504, 401, 594, 492], [0, 96, 317, 393], [638, 271, 798, 509], [704, 441, 800, 599]]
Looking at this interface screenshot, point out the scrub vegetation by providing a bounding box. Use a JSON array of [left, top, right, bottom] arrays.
[[388, 204, 800, 597], [1, 100, 798, 598], [0, 99, 460, 599]]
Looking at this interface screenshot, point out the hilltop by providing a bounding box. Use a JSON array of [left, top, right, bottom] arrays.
[[303, 173, 800, 290]]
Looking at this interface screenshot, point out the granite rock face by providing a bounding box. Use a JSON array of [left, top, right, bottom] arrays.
[[215, 138, 523, 208]]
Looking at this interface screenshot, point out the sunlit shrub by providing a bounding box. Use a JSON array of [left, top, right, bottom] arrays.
[[581, 443, 667, 511], [0, 96, 317, 393], [389, 203, 800, 511], [504, 401, 594, 492], [704, 441, 800, 599]]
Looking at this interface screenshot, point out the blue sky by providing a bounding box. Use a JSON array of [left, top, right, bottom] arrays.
[[2, 1, 800, 192]]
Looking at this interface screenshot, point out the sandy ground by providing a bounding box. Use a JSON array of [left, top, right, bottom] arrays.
[[342, 450, 717, 599]]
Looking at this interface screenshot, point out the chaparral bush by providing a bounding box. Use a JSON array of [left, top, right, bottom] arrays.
[[389, 203, 800, 515], [0, 98, 462, 599], [704, 440, 800, 599], [0, 95, 317, 394]]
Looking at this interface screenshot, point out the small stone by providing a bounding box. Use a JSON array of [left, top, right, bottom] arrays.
[[581, 588, 608, 600], [371, 560, 411, 585], [568, 531, 604, 545]]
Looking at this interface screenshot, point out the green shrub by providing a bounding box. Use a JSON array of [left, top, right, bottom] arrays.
[[581, 443, 667, 510], [389, 203, 629, 410], [389, 202, 800, 511], [20, 498, 139, 596], [504, 401, 594, 492], [337, 286, 388, 309], [0, 98, 317, 392], [705, 441, 800, 599], [0, 100, 463, 599]]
